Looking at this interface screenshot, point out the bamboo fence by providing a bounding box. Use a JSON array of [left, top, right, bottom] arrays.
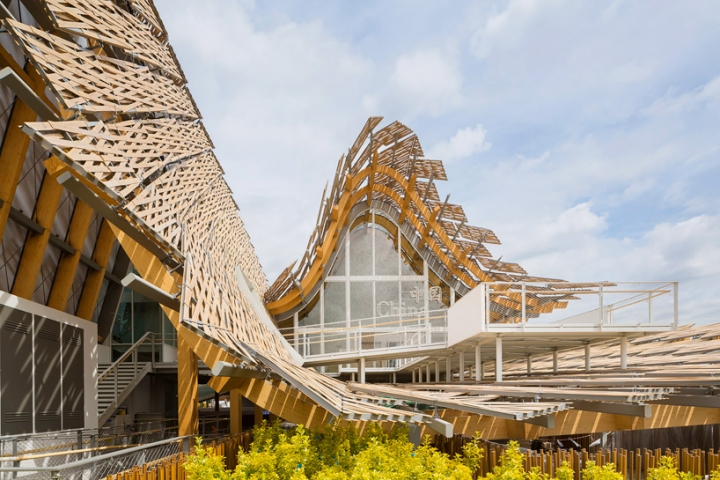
[[433, 435, 720, 479]]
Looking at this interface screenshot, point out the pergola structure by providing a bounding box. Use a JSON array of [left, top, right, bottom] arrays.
[[0, 0, 717, 442]]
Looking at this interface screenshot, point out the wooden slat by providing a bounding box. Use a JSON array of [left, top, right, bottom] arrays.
[[47, 199, 94, 311]]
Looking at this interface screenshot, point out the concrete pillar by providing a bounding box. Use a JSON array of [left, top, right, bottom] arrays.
[[435, 361, 440, 383], [426, 364, 431, 383], [459, 351, 465, 381], [526, 355, 532, 375], [620, 336, 628, 370], [446, 357, 452, 382], [359, 357, 366, 384], [495, 336, 503, 382], [585, 343, 591, 371], [230, 390, 243, 434], [418, 367, 423, 383], [475, 344, 482, 382], [392, 372, 397, 383], [553, 349, 559, 374]]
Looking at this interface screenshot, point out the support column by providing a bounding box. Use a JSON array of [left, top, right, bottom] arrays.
[[426, 364, 431, 383], [620, 336, 628, 370], [495, 336, 503, 382], [459, 351, 465, 382], [392, 372, 396, 383], [178, 336, 199, 436], [412, 369, 416, 383], [47, 200, 94, 311], [585, 343, 591, 371], [526, 355, 532, 375], [76, 220, 116, 320], [0, 99, 38, 242], [553, 349, 559, 374], [12, 172, 64, 298], [358, 357, 366, 384], [230, 390, 243, 434], [435, 361, 440, 383], [445, 357, 452, 382], [475, 344, 482, 382]]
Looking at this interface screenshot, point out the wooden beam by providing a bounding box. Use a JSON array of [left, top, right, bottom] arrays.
[[0, 98, 38, 242], [47, 199, 93, 311], [427, 403, 720, 440], [75, 219, 115, 320], [178, 335, 199, 436], [11, 170, 64, 299], [230, 389, 243, 434], [572, 401, 652, 418]]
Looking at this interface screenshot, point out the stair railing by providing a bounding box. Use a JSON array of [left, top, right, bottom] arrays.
[[98, 332, 156, 414]]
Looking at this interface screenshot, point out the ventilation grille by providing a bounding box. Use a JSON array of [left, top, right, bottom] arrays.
[[37, 411, 60, 421], [37, 328, 59, 342], [64, 335, 82, 346], [4, 321, 30, 335], [5, 411, 30, 423]]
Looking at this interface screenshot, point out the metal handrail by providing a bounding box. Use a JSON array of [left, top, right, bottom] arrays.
[[98, 332, 157, 421], [98, 332, 156, 383], [0, 435, 192, 474]]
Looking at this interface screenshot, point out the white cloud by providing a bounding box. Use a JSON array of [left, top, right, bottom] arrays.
[[427, 124, 491, 161], [389, 49, 463, 117], [154, 1, 720, 326], [643, 75, 720, 116]]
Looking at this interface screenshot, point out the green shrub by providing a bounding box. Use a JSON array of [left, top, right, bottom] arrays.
[[581, 461, 622, 480], [647, 456, 701, 480], [183, 438, 231, 480], [555, 461, 574, 480], [484, 440, 526, 480], [183, 421, 484, 480]]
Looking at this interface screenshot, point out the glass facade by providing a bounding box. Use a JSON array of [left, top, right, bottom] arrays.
[[295, 211, 453, 367], [110, 286, 177, 362]]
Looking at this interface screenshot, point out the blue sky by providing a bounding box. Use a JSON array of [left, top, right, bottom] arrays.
[[155, 0, 720, 324]]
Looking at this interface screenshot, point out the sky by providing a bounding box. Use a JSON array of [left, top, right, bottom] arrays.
[[154, 0, 720, 325]]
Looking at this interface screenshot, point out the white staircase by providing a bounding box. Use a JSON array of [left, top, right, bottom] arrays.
[[98, 332, 158, 425], [97, 362, 152, 424]]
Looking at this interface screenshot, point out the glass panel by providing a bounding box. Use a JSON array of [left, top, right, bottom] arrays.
[[112, 288, 133, 344], [329, 240, 346, 276], [401, 281, 426, 320], [374, 281, 399, 328], [162, 311, 176, 346], [323, 282, 346, 328], [400, 234, 423, 276], [349, 225, 373, 276], [133, 291, 161, 342], [374, 223, 399, 275], [351, 281, 374, 326], [299, 293, 321, 327]]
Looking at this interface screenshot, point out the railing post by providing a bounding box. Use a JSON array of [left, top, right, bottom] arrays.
[[485, 283, 490, 328], [673, 282, 679, 328], [521, 283, 526, 329], [114, 365, 118, 406], [598, 283, 604, 330], [151, 333, 156, 367]]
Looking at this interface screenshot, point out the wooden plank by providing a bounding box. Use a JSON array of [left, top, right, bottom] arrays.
[[230, 389, 243, 434], [11, 170, 64, 299], [47, 199, 93, 311], [75, 218, 115, 320], [0, 98, 38, 242], [178, 335, 199, 436]]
